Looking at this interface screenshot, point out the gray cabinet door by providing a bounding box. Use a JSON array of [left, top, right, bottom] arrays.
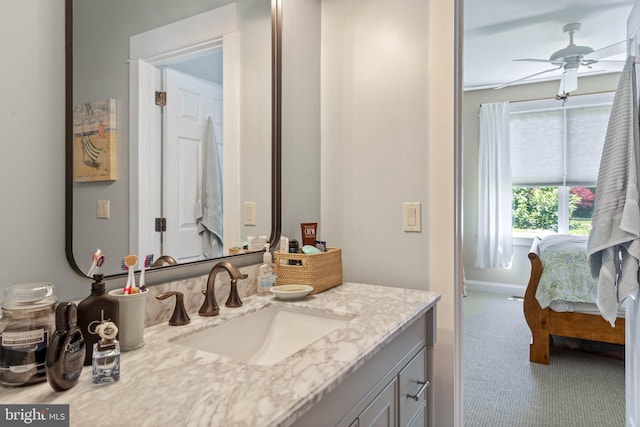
[[358, 377, 398, 427]]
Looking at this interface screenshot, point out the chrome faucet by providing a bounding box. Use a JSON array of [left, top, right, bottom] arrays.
[[199, 261, 248, 317]]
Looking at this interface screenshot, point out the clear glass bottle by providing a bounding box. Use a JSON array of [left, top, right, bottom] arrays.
[[0, 282, 57, 387], [92, 321, 120, 384]]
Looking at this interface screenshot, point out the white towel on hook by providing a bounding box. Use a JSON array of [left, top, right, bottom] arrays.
[[587, 56, 640, 326], [196, 116, 223, 258]]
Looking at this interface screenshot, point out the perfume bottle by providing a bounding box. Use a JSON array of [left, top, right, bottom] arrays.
[[46, 302, 85, 391], [92, 321, 120, 384]]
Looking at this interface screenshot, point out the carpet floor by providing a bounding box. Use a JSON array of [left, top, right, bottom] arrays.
[[463, 292, 625, 427]]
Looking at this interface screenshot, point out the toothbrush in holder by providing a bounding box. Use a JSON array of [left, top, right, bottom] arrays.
[[121, 255, 138, 294], [87, 249, 102, 277], [95, 255, 105, 276], [139, 254, 154, 292]]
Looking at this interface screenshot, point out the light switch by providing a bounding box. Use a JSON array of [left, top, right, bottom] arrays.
[[244, 202, 256, 226], [403, 202, 421, 232], [408, 209, 417, 226], [97, 200, 110, 219]]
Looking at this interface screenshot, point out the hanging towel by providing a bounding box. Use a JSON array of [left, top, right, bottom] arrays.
[[587, 56, 640, 326], [196, 116, 224, 258]]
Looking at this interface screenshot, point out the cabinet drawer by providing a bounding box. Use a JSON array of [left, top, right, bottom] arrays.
[[398, 347, 427, 427]]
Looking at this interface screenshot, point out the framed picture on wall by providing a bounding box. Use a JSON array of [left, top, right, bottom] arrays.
[[73, 98, 117, 182]]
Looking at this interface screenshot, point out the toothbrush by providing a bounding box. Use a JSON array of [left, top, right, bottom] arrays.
[[95, 255, 105, 276], [138, 254, 154, 292], [87, 249, 102, 277], [121, 254, 138, 294], [120, 257, 131, 293]]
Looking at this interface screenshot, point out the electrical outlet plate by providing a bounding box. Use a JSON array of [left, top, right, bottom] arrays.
[[97, 200, 110, 219], [403, 202, 421, 232]]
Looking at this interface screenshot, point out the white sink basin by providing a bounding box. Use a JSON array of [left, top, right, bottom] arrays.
[[172, 305, 353, 366]]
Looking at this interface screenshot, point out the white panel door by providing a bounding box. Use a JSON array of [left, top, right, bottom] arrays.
[[163, 68, 223, 263]]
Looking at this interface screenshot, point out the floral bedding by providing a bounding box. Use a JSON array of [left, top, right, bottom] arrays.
[[534, 234, 597, 309]]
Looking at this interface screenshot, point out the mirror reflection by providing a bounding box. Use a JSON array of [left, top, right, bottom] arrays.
[[70, 0, 274, 277]]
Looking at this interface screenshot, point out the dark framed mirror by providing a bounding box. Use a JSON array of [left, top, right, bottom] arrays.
[[65, 0, 281, 279]]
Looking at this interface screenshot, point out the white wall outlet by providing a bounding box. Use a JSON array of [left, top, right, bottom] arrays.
[[403, 202, 421, 232], [244, 202, 256, 226], [97, 200, 110, 219]]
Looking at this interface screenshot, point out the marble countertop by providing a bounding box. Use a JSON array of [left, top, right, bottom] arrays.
[[0, 282, 439, 427]]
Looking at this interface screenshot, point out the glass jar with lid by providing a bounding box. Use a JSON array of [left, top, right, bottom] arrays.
[[0, 282, 57, 386]]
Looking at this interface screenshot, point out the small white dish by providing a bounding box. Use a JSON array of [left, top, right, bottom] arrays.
[[271, 284, 314, 300]]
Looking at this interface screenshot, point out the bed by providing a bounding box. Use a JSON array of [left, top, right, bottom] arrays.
[[523, 235, 625, 364]]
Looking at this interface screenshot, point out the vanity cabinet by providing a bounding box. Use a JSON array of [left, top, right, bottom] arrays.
[[348, 348, 427, 427], [292, 308, 436, 427], [0, 282, 438, 426]]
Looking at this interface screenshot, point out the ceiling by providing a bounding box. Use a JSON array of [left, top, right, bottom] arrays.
[[463, 0, 635, 91]]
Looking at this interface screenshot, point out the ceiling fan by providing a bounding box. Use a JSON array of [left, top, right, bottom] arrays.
[[495, 22, 625, 96]]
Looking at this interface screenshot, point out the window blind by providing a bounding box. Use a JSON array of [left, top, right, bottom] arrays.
[[510, 103, 611, 187]]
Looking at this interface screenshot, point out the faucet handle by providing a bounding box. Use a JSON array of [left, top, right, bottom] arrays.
[[155, 291, 191, 326]]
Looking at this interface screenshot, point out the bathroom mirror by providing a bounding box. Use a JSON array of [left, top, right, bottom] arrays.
[[66, 0, 281, 278]]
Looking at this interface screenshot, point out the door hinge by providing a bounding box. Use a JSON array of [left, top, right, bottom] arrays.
[[155, 217, 167, 232], [155, 91, 167, 106]]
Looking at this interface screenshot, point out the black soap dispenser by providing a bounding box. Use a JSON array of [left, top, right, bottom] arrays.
[[45, 302, 85, 391], [77, 275, 119, 366]]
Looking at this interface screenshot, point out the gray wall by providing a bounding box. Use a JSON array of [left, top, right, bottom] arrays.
[[320, 0, 430, 289], [318, 1, 460, 425], [281, 0, 322, 242], [0, 0, 87, 300], [462, 74, 621, 292]]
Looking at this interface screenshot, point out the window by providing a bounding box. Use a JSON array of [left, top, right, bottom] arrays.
[[509, 93, 613, 236], [512, 186, 595, 235]]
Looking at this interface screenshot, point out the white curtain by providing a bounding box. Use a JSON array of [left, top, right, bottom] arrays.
[[475, 102, 513, 268]]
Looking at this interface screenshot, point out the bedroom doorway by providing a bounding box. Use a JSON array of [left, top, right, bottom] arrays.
[[460, 0, 630, 425]]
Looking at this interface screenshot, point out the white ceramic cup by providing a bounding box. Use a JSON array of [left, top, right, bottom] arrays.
[[108, 289, 147, 351]]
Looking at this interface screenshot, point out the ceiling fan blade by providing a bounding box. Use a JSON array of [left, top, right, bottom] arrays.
[[585, 40, 626, 61], [494, 65, 563, 90], [558, 68, 578, 96], [513, 58, 557, 64], [590, 59, 626, 65]]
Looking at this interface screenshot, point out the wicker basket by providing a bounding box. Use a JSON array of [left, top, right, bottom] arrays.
[[273, 247, 343, 294]]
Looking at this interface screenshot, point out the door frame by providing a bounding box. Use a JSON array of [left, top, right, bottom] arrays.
[[128, 4, 239, 261]]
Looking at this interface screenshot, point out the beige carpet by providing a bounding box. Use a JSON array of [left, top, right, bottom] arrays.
[[463, 292, 625, 427]]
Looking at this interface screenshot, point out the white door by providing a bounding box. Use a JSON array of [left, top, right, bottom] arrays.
[[163, 67, 223, 263]]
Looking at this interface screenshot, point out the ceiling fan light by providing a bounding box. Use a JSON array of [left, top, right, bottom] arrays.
[[558, 68, 578, 96]]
